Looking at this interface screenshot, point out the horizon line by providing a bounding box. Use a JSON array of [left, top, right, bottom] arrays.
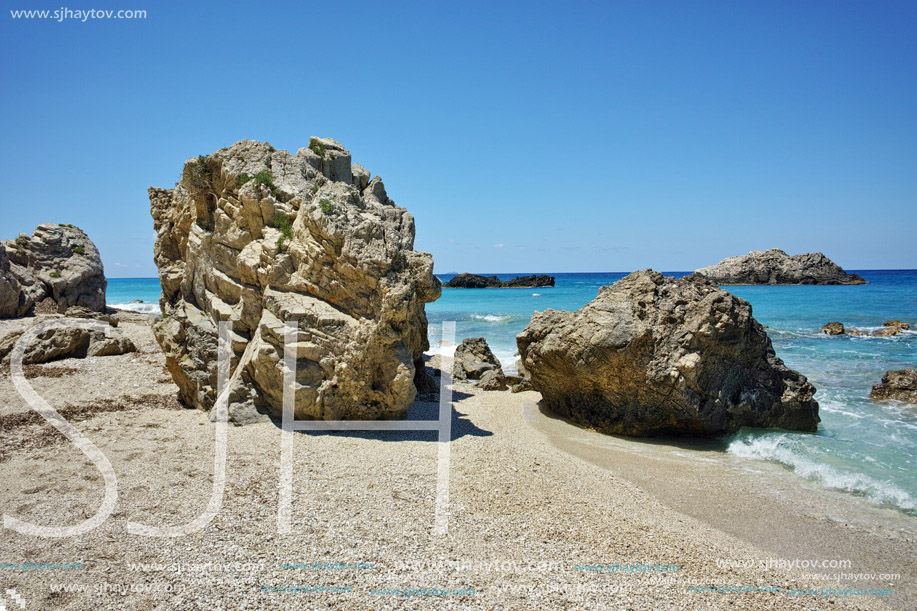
[[106, 268, 917, 280]]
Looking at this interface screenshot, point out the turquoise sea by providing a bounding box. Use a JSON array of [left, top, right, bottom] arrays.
[[109, 271, 917, 514]]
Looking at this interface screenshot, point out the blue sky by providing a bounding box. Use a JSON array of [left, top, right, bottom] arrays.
[[1, 0, 915, 276]]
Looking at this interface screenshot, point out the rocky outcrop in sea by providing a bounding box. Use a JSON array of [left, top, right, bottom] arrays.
[[693, 249, 866, 285], [0, 224, 107, 318], [827, 320, 911, 337], [870, 369, 917, 403], [516, 270, 820, 436], [444, 274, 554, 289], [149, 138, 441, 424]]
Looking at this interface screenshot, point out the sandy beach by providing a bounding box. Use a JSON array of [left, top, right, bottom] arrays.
[[0, 312, 910, 610]]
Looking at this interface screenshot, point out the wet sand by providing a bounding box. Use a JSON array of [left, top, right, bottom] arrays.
[[525, 401, 916, 609]]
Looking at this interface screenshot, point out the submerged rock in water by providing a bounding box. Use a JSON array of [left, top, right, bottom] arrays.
[[693, 249, 866, 285], [848, 322, 908, 337], [516, 270, 820, 437], [150, 138, 441, 424], [821, 322, 845, 335], [444, 273, 555, 289], [870, 369, 917, 404], [0, 224, 107, 318]]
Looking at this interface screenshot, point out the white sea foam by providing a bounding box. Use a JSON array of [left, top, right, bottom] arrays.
[[531, 293, 543, 297], [727, 435, 917, 513], [493, 350, 520, 373], [469, 313, 513, 323], [108, 302, 161, 314]]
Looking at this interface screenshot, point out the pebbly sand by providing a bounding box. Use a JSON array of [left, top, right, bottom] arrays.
[[0, 312, 912, 610]]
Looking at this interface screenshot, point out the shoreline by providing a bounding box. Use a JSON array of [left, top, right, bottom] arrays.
[[524, 400, 916, 607]]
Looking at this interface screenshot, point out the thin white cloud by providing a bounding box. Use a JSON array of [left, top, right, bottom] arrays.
[[493, 243, 504, 248]]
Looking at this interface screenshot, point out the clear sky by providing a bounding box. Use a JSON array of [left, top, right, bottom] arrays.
[[1, 0, 915, 277]]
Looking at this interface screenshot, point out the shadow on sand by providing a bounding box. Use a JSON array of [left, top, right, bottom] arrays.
[[266, 389, 493, 442]]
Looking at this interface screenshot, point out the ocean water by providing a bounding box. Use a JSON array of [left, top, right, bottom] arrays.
[[108, 271, 917, 514], [106, 278, 163, 314]]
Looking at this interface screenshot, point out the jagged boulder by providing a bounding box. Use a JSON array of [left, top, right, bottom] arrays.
[[0, 244, 27, 318], [821, 322, 845, 335], [870, 369, 917, 403], [150, 138, 441, 424], [0, 224, 107, 318], [517, 270, 820, 437], [693, 249, 866, 285], [453, 337, 505, 390], [0, 317, 135, 365]]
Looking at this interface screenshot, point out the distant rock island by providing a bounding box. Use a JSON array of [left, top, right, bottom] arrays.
[[444, 273, 555, 289], [693, 249, 866, 285]]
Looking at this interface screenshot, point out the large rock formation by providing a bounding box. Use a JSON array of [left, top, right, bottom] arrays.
[[452, 337, 506, 390], [693, 249, 866, 285], [870, 369, 917, 404], [0, 224, 107, 317], [150, 138, 441, 424], [516, 270, 820, 437], [444, 273, 554, 289]]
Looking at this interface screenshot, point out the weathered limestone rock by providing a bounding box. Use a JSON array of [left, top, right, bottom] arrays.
[[517, 270, 820, 437], [0, 244, 27, 318], [444, 273, 555, 289], [821, 322, 845, 335], [870, 369, 917, 404], [0, 224, 107, 318], [453, 337, 505, 388], [150, 138, 441, 424], [0, 317, 135, 365], [693, 249, 866, 285], [883, 320, 910, 332], [848, 321, 909, 337]]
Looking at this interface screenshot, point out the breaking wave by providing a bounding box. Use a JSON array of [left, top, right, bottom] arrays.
[[727, 434, 917, 514]]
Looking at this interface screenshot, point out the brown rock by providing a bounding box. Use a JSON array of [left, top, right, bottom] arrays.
[[821, 322, 845, 335], [517, 270, 819, 437], [150, 139, 440, 424], [870, 369, 917, 403]]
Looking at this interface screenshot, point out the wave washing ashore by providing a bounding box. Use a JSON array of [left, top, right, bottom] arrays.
[[109, 270, 917, 515]]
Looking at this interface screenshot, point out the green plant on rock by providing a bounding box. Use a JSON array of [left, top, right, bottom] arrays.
[[72, 245, 85, 255], [252, 170, 281, 197], [308, 140, 326, 158], [15, 236, 28, 245], [318, 198, 333, 214], [270, 212, 294, 252], [49, 270, 62, 278], [237, 173, 253, 186], [183, 154, 218, 195]]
